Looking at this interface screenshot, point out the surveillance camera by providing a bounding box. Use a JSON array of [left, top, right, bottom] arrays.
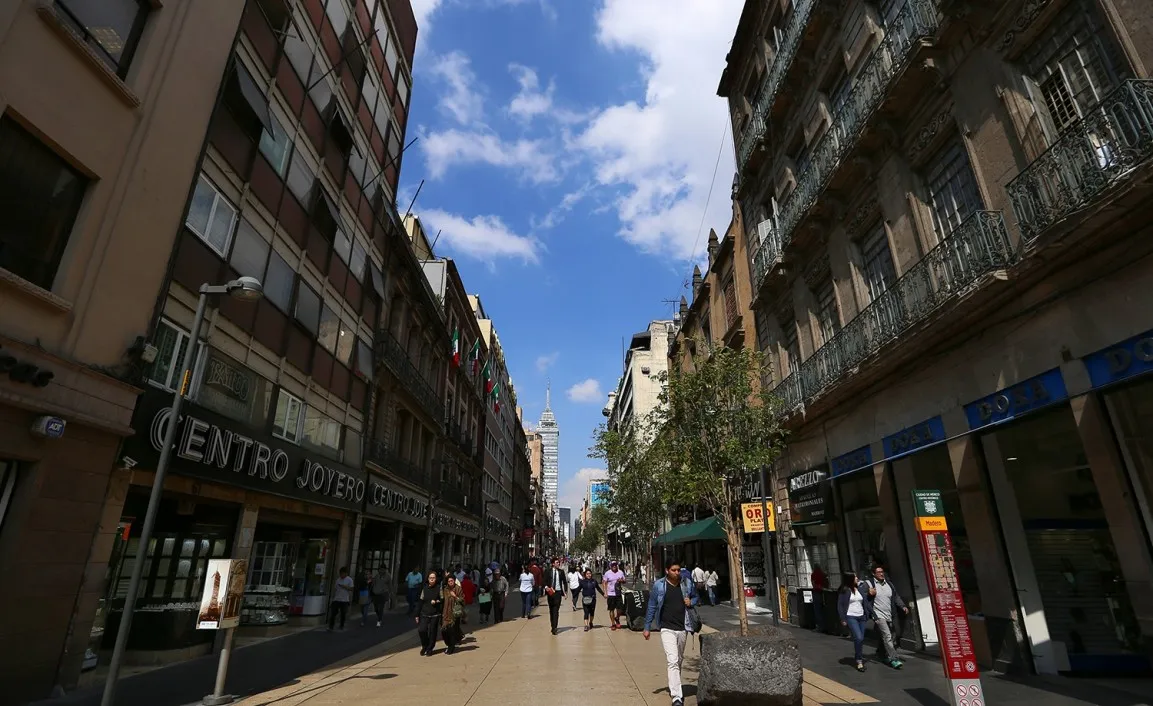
[[122, 456, 138, 469]]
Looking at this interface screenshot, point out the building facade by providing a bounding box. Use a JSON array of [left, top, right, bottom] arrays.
[[721, 0, 1153, 677], [0, 1, 248, 700], [605, 320, 674, 435], [537, 384, 559, 518]]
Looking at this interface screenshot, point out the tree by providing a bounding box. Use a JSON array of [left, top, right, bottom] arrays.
[[591, 418, 668, 583], [570, 505, 611, 556], [647, 343, 787, 636]]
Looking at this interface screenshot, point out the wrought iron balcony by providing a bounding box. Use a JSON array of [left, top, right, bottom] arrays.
[[752, 0, 938, 294], [781, 211, 1015, 412], [1008, 79, 1153, 244], [366, 438, 429, 488], [736, 0, 818, 173], [770, 372, 805, 414], [375, 331, 444, 424]]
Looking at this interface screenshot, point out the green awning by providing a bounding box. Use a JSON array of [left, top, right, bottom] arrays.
[[654, 516, 727, 545]]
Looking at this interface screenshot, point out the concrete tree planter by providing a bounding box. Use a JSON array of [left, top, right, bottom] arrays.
[[696, 626, 803, 706]]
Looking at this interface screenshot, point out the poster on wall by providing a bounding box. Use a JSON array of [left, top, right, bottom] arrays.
[[196, 559, 247, 630], [912, 490, 984, 706]]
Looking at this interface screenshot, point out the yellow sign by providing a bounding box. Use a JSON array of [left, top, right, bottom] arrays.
[[741, 502, 777, 533], [916, 516, 948, 531]]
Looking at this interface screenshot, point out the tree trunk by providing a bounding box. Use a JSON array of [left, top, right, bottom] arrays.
[[725, 519, 749, 637]]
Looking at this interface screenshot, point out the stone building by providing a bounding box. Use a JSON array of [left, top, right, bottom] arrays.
[[720, 0, 1153, 676]]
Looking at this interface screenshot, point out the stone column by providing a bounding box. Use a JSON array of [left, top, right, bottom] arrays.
[[873, 459, 920, 649]]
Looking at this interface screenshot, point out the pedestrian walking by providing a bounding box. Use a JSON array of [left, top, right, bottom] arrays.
[[602, 560, 626, 630], [529, 561, 543, 606], [578, 568, 605, 631], [405, 567, 423, 616], [519, 566, 536, 618], [567, 564, 582, 611], [545, 557, 568, 635], [327, 567, 354, 631], [491, 569, 509, 623], [811, 563, 828, 634], [441, 575, 465, 654], [415, 571, 444, 656], [477, 581, 493, 624], [864, 564, 907, 669], [356, 569, 373, 626], [691, 564, 707, 602], [371, 569, 391, 626], [838, 572, 874, 672], [643, 560, 700, 706], [705, 568, 719, 607], [461, 572, 477, 605]]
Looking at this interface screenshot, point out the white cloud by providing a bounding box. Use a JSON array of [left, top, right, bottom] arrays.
[[575, 0, 742, 261], [535, 352, 559, 372], [427, 51, 484, 124], [508, 63, 555, 120], [534, 183, 593, 230], [567, 378, 604, 403], [559, 467, 608, 516], [417, 208, 540, 264], [421, 128, 559, 184]]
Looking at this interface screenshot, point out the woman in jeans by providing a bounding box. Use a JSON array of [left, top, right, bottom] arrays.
[[577, 568, 605, 631], [415, 571, 443, 656], [837, 572, 874, 672], [519, 566, 536, 618]]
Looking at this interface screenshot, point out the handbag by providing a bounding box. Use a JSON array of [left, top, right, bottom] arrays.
[[478, 593, 492, 604], [582, 595, 595, 606], [358, 589, 371, 606], [688, 606, 702, 633]]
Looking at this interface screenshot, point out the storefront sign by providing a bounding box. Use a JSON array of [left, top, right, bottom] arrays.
[[912, 489, 984, 706], [964, 368, 1067, 431], [366, 478, 430, 522], [436, 511, 477, 535], [1084, 328, 1153, 388], [124, 389, 367, 511], [196, 558, 247, 630], [740, 502, 777, 533], [883, 416, 946, 459], [787, 467, 831, 525], [830, 445, 872, 477]]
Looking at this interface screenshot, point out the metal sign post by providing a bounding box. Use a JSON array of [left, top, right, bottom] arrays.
[[912, 490, 985, 706]]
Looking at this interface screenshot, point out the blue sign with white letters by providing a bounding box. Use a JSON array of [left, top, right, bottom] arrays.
[[963, 368, 1067, 431], [882, 417, 946, 459], [45, 418, 65, 438], [1083, 328, 1153, 388], [830, 445, 873, 477]]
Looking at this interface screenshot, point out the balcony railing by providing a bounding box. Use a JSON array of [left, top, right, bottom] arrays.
[[752, 0, 938, 293], [366, 438, 429, 488], [1008, 79, 1153, 244], [376, 331, 443, 424], [736, 0, 818, 172], [774, 211, 1015, 412]]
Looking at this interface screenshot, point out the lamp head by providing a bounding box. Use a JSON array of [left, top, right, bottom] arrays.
[[226, 276, 264, 301]]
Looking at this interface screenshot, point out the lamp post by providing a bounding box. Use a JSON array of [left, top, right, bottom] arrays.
[[101, 278, 263, 706], [759, 464, 779, 627], [480, 499, 499, 565]]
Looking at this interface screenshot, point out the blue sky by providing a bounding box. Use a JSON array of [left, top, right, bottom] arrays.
[[401, 0, 742, 512]]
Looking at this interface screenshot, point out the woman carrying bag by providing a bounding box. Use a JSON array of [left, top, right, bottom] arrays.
[[441, 575, 466, 655], [577, 568, 605, 631], [837, 572, 874, 672], [477, 578, 493, 624]]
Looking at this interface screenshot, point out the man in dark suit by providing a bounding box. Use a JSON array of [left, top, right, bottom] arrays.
[[545, 557, 568, 635]]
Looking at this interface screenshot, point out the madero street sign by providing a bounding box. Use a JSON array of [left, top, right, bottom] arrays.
[[912, 490, 985, 706]]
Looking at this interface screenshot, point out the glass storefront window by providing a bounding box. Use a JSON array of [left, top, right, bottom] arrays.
[[990, 406, 1145, 667], [793, 524, 842, 590], [838, 472, 885, 578], [1105, 377, 1153, 532]]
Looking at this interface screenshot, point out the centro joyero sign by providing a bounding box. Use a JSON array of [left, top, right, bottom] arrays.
[[145, 403, 365, 508]]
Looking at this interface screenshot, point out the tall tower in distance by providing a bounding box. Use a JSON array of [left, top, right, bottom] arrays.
[[539, 381, 560, 520]]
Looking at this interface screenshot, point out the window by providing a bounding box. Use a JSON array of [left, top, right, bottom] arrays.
[[860, 223, 896, 302], [387, 128, 401, 168], [196, 349, 274, 427], [302, 406, 341, 456], [258, 114, 291, 176], [336, 318, 354, 365], [0, 115, 87, 290], [272, 389, 304, 442], [186, 174, 238, 256], [264, 250, 295, 312], [285, 149, 315, 204], [370, 263, 386, 298], [148, 321, 203, 392], [229, 220, 269, 279], [349, 241, 367, 281], [56, 0, 150, 77], [318, 304, 339, 353], [355, 338, 374, 378], [385, 34, 399, 78], [343, 428, 362, 467], [781, 318, 801, 376], [283, 22, 315, 83], [815, 278, 839, 345], [294, 281, 321, 334], [397, 74, 410, 109], [924, 137, 982, 238], [324, 0, 348, 32], [334, 230, 352, 265]]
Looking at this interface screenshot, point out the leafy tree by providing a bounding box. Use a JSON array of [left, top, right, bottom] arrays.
[[591, 418, 668, 583], [569, 505, 611, 556], [647, 343, 787, 636]]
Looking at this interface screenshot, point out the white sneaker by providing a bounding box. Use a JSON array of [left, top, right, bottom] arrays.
[[376, 621, 381, 627]]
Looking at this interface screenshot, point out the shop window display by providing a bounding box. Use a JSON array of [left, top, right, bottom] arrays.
[[838, 472, 885, 576], [991, 407, 1145, 671], [1105, 378, 1153, 533], [247, 524, 336, 619]]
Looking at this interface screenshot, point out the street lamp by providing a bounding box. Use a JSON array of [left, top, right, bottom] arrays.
[[480, 499, 499, 564], [101, 278, 262, 706]]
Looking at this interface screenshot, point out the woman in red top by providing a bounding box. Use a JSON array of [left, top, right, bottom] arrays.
[[461, 574, 477, 605]]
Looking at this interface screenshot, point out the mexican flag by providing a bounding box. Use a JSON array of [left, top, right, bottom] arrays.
[[492, 383, 501, 413], [481, 359, 494, 394], [451, 328, 461, 368], [469, 339, 481, 375]]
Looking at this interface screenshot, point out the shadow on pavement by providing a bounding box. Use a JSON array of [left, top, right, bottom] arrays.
[[244, 672, 397, 706]]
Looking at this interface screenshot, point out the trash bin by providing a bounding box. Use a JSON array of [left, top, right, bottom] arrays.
[[796, 588, 816, 629]]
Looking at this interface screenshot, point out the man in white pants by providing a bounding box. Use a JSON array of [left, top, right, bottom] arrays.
[[643, 559, 699, 706]]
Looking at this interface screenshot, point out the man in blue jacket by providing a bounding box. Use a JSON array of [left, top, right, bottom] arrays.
[[643, 559, 699, 706]]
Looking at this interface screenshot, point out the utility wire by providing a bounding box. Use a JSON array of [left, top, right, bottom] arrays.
[[687, 118, 731, 268]]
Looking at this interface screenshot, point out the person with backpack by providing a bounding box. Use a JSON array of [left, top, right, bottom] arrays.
[[863, 564, 908, 669], [642, 559, 701, 706]]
